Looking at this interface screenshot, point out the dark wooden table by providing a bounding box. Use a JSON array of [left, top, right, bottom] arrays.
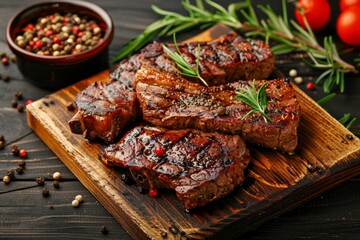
[[1, 0, 359, 239]]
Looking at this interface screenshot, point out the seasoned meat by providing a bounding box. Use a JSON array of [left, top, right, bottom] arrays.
[[174, 33, 275, 85], [101, 125, 250, 209], [68, 79, 138, 143], [135, 66, 301, 154], [111, 33, 275, 86], [69, 33, 275, 142]]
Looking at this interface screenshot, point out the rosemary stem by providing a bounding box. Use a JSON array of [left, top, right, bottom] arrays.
[[240, 24, 356, 73]]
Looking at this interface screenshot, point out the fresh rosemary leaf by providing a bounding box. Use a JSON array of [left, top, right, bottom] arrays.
[[338, 114, 359, 136], [235, 80, 271, 123], [317, 93, 336, 106], [346, 117, 357, 129], [162, 35, 208, 86], [338, 113, 351, 124], [113, 0, 356, 96]]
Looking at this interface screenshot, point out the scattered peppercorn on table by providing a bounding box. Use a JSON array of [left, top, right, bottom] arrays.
[[1, 1, 360, 239]]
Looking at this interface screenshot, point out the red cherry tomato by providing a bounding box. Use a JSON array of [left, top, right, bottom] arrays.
[[340, 0, 360, 11], [336, 6, 360, 46], [295, 0, 331, 32]]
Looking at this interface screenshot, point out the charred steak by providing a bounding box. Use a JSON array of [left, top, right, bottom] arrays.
[[68, 79, 138, 143], [101, 125, 250, 209], [135, 66, 301, 153], [110, 32, 275, 86], [69, 34, 275, 142]]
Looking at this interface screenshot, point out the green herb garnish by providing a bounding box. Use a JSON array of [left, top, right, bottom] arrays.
[[113, 0, 357, 94], [235, 80, 271, 123], [316, 93, 336, 106], [162, 34, 208, 86]]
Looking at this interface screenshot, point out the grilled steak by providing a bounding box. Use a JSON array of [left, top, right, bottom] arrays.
[[110, 33, 275, 87], [68, 79, 138, 143], [172, 33, 275, 85], [69, 33, 275, 142], [101, 125, 250, 209], [135, 66, 301, 153]]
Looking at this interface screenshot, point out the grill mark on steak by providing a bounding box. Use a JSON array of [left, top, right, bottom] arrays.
[[101, 125, 251, 209], [69, 33, 275, 143], [135, 66, 301, 154]]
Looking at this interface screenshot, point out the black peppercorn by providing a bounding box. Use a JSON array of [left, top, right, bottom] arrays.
[[42, 188, 50, 197], [0, 135, 4, 141], [36, 177, 45, 186], [17, 104, 24, 112], [7, 169, 15, 179], [10, 100, 18, 108], [14, 91, 23, 100], [100, 225, 109, 235], [53, 180, 60, 189], [2, 73, 9, 82], [16, 167, 24, 175], [12, 144, 20, 156], [18, 160, 26, 167], [120, 173, 131, 184], [137, 186, 148, 194]]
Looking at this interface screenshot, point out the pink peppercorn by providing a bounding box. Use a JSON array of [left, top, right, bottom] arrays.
[[306, 82, 316, 90], [149, 188, 159, 198], [155, 146, 165, 157], [19, 149, 27, 158]]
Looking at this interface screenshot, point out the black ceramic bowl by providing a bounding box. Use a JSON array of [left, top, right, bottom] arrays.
[[6, 0, 114, 89]]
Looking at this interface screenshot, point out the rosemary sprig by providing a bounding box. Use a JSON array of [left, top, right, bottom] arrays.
[[113, 0, 357, 94], [113, 0, 245, 62], [338, 113, 359, 137], [235, 80, 271, 123], [316, 93, 336, 106], [162, 35, 208, 86]]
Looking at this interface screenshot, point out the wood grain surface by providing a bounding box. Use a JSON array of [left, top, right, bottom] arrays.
[[1, 1, 360, 240], [26, 25, 360, 240]]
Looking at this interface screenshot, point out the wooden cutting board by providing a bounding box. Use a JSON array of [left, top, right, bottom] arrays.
[[26, 24, 360, 240]]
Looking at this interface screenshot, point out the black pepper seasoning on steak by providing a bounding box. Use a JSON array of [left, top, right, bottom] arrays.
[[135, 66, 300, 154], [69, 33, 275, 143]]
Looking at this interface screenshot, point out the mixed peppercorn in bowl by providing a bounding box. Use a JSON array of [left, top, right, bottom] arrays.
[[6, 0, 114, 89]]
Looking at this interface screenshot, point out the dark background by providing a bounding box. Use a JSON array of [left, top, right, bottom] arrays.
[[0, 0, 359, 239]]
